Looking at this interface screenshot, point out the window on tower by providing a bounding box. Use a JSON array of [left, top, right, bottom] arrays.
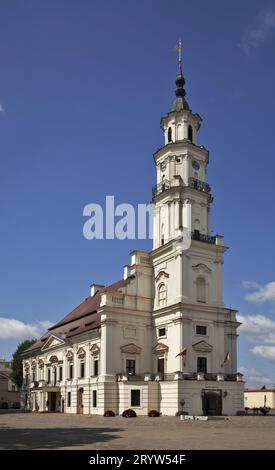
[[196, 277, 206, 303], [168, 127, 172, 142], [188, 125, 193, 142], [158, 283, 167, 307], [197, 357, 207, 373]]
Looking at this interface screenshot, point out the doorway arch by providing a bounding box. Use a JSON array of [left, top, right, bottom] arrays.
[[202, 390, 222, 416]]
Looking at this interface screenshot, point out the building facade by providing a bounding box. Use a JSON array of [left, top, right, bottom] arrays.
[[0, 359, 20, 408], [22, 53, 244, 416]]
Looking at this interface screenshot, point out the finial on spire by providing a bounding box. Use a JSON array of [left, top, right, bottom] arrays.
[[174, 38, 182, 67], [171, 39, 189, 112]]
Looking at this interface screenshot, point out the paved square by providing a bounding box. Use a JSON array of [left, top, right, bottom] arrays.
[[0, 412, 275, 450]]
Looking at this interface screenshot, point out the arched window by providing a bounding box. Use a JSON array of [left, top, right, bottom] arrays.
[[196, 277, 206, 303], [168, 127, 172, 142], [188, 125, 193, 142], [158, 283, 167, 307]]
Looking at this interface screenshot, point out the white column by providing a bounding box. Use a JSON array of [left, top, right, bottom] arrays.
[[154, 208, 160, 248], [167, 203, 171, 240], [171, 201, 175, 239], [175, 200, 180, 230], [165, 204, 170, 241]]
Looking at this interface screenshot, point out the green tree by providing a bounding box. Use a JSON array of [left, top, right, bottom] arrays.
[[10, 339, 36, 388]]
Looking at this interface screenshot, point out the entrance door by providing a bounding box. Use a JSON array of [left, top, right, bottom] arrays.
[[49, 392, 56, 412], [157, 358, 164, 375], [202, 391, 222, 416], [78, 388, 84, 414]]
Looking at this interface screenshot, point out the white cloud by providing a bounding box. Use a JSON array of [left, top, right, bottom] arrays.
[[239, 7, 275, 56], [0, 317, 53, 340], [241, 280, 261, 290], [251, 345, 275, 362], [237, 313, 275, 343], [0, 104, 3, 113], [239, 366, 274, 387], [242, 280, 275, 303]]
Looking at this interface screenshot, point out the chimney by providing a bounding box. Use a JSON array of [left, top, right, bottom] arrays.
[[90, 283, 104, 297]]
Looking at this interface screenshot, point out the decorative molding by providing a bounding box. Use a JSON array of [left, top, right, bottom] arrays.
[[77, 347, 86, 358], [192, 263, 211, 274], [155, 270, 169, 283], [49, 355, 59, 364], [192, 340, 213, 353], [152, 342, 169, 354], [66, 350, 74, 360], [90, 344, 100, 356], [41, 334, 65, 352], [120, 343, 142, 355]]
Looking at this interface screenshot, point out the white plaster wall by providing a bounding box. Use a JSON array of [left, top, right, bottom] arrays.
[[244, 391, 275, 409]]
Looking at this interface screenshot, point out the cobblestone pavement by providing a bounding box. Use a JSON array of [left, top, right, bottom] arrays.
[[0, 412, 274, 450]]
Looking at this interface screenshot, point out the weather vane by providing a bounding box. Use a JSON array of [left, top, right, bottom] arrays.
[[174, 38, 183, 65]]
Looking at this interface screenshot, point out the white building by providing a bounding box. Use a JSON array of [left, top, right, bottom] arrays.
[[244, 389, 275, 409], [22, 53, 244, 416]]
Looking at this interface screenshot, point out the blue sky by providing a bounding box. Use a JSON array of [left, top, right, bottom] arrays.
[[1, 0, 275, 387]]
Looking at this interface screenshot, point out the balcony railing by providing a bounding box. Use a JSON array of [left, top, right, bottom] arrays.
[[152, 179, 171, 197], [152, 177, 211, 198], [117, 372, 242, 382], [191, 230, 216, 245], [188, 177, 211, 193]]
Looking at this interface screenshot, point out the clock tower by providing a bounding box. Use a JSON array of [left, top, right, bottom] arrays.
[[151, 44, 242, 397], [152, 52, 211, 250]]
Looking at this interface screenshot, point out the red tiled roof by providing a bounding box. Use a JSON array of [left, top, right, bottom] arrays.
[[23, 279, 126, 356]]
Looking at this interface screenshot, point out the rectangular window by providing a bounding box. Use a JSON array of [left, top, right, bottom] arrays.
[[94, 359, 99, 377], [196, 325, 207, 335], [92, 390, 97, 408], [47, 369, 51, 384], [126, 359, 136, 376], [67, 392, 71, 407], [131, 389, 140, 407], [197, 357, 207, 373], [59, 366, 63, 382], [69, 363, 73, 379], [80, 362, 85, 378], [158, 327, 166, 338], [157, 358, 164, 374]]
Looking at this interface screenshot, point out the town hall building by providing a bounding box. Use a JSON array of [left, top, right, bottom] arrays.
[[22, 49, 244, 416]]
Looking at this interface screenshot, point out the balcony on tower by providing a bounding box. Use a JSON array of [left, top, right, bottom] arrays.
[[188, 177, 211, 193], [191, 230, 216, 245], [152, 176, 211, 198]]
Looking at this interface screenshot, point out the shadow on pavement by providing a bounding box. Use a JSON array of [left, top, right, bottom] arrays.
[[0, 426, 123, 449]]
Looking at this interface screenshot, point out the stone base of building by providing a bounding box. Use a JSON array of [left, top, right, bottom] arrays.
[[26, 376, 244, 416]]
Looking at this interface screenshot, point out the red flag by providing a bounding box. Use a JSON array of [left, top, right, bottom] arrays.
[[176, 348, 187, 358]]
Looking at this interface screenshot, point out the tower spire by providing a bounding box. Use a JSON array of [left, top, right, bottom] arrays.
[[171, 39, 189, 112]]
